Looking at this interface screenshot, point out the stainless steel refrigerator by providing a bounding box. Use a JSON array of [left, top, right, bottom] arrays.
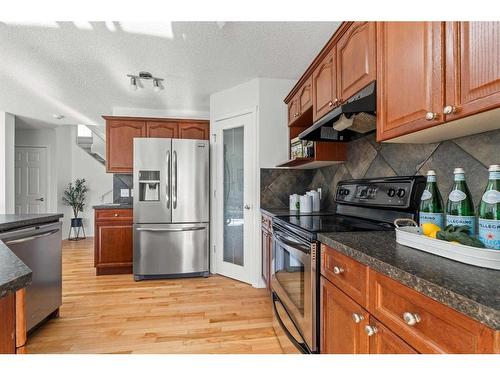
[[133, 138, 209, 280]]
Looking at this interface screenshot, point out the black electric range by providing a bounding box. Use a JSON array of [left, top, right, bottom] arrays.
[[273, 175, 426, 242]]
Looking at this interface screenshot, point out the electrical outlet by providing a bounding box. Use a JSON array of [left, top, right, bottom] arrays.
[[120, 189, 130, 198]]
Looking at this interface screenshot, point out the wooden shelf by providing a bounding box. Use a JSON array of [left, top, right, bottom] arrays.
[[276, 158, 344, 169]]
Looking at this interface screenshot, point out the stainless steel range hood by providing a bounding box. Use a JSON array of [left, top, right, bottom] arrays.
[[298, 81, 376, 142]]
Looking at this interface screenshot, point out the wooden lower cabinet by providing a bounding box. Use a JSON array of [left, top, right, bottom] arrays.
[[368, 316, 418, 354], [94, 209, 133, 275], [0, 289, 27, 354], [0, 293, 16, 354], [321, 277, 369, 354]]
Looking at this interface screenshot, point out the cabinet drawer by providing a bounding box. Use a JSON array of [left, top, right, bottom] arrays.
[[368, 270, 496, 353], [95, 209, 133, 221], [321, 244, 368, 307]]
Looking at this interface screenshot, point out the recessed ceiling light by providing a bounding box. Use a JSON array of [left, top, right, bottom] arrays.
[[53, 114, 65, 120]]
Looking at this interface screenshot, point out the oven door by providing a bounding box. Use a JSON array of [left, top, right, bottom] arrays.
[[271, 226, 316, 352]]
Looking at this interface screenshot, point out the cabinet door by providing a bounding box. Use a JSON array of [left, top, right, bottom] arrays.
[[368, 317, 418, 354], [312, 48, 337, 121], [337, 22, 376, 102], [0, 294, 16, 354], [261, 229, 271, 289], [320, 277, 369, 354], [287, 97, 299, 126], [147, 121, 179, 138], [106, 119, 147, 173], [298, 77, 313, 114], [377, 22, 445, 141], [95, 221, 133, 275], [178, 122, 209, 140], [445, 22, 500, 121]]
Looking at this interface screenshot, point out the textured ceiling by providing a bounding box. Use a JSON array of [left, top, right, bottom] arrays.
[[0, 21, 340, 129]]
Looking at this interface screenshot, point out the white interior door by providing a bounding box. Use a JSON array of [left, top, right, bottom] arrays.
[[15, 146, 48, 214], [214, 111, 256, 284]]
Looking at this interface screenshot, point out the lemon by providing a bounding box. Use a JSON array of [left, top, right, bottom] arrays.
[[429, 230, 438, 239], [450, 241, 460, 244], [421, 223, 442, 237]]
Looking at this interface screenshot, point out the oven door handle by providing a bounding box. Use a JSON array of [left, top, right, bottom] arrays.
[[272, 294, 310, 354], [274, 233, 310, 254]]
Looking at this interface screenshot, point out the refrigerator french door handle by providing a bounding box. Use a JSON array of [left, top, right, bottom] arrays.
[[173, 150, 177, 209], [136, 227, 205, 232], [166, 150, 171, 209]]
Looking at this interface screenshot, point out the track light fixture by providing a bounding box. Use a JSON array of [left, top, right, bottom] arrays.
[[127, 71, 164, 92]]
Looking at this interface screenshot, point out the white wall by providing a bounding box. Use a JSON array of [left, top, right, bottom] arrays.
[[209, 78, 295, 288], [0, 112, 15, 214]]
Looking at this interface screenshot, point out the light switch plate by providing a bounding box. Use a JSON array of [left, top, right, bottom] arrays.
[[120, 189, 130, 197]]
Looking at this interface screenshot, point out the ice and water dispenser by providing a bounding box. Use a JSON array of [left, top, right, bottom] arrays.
[[138, 170, 160, 201]]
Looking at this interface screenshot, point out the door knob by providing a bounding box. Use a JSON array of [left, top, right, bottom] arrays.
[[35, 197, 45, 202], [244, 204, 251, 210], [443, 105, 457, 115], [425, 112, 437, 121]]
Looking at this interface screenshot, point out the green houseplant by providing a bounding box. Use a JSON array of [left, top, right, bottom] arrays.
[[62, 178, 88, 240]]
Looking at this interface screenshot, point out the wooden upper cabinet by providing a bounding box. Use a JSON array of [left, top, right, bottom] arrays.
[[445, 21, 500, 121], [368, 316, 418, 354], [147, 121, 178, 138], [298, 76, 313, 113], [377, 22, 445, 141], [106, 119, 147, 173], [287, 95, 300, 126], [321, 277, 369, 354], [337, 22, 376, 102], [178, 122, 209, 140], [312, 48, 338, 121]]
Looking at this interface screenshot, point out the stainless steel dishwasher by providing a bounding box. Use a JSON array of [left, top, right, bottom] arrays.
[[0, 221, 62, 332]]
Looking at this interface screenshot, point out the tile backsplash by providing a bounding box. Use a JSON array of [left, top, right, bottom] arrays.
[[113, 174, 133, 204], [260, 129, 500, 210]]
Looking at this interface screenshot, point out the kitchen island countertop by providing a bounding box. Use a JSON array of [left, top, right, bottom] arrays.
[[318, 231, 500, 330]]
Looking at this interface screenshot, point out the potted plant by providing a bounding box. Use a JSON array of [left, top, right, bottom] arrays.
[[62, 178, 88, 240]]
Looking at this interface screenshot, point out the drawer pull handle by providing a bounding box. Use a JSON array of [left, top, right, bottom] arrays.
[[333, 266, 344, 275], [364, 325, 378, 336], [352, 313, 364, 324], [403, 312, 421, 326], [114, 213, 119, 217]]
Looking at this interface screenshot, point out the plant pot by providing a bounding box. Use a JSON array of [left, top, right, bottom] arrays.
[[71, 217, 83, 228]]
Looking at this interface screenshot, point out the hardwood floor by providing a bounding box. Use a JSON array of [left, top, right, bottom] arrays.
[[27, 239, 282, 354]]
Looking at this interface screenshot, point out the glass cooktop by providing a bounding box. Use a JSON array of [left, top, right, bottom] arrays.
[[274, 214, 394, 234]]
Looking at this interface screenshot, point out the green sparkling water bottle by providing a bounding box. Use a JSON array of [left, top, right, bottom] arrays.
[[478, 165, 500, 250], [419, 170, 444, 228], [446, 168, 476, 235]]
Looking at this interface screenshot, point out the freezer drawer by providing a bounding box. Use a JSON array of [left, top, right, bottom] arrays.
[[133, 223, 209, 279]]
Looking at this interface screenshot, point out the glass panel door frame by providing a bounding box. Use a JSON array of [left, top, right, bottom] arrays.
[[212, 110, 257, 284]]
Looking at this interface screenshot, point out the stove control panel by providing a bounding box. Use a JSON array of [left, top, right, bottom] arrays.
[[335, 177, 425, 209]]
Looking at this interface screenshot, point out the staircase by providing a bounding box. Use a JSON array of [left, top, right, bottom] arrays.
[[76, 124, 106, 165]]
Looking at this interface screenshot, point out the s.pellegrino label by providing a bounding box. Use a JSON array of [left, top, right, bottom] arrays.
[[446, 168, 476, 235], [478, 165, 500, 250], [419, 170, 444, 228]]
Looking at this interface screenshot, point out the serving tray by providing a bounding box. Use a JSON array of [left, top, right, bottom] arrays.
[[394, 219, 500, 270]]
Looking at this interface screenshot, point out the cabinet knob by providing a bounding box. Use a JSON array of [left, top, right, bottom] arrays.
[[114, 213, 119, 217], [443, 105, 457, 115], [352, 313, 364, 324], [333, 266, 344, 275], [328, 101, 334, 107], [364, 325, 378, 336], [425, 112, 437, 121], [403, 312, 421, 326]]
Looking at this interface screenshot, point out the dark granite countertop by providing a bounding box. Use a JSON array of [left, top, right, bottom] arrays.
[[0, 214, 61, 297], [93, 204, 133, 209], [317, 231, 500, 330], [0, 213, 63, 233], [0, 241, 32, 298], [260, 208, 335, 218]]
